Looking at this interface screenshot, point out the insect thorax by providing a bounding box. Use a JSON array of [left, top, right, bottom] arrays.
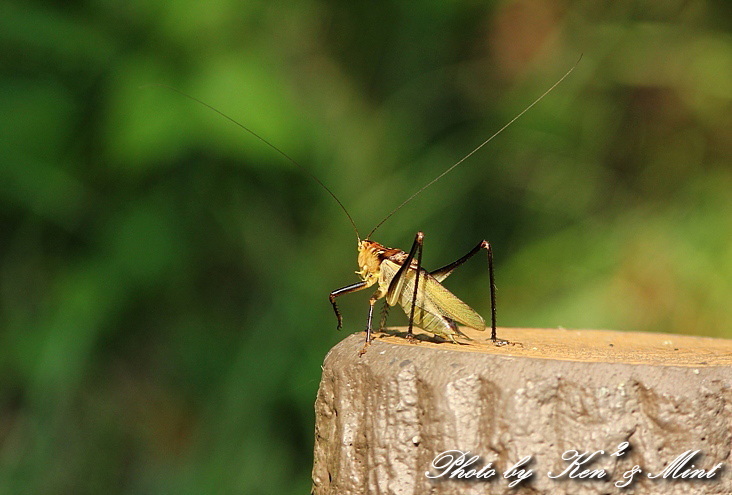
[[356, 240, 410, 288]]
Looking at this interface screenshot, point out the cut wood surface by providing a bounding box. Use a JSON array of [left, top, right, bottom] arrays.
[[372, 326, 732, 366], [312, 327, 732, 495]]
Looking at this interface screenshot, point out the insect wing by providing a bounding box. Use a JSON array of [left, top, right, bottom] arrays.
[[381, 260, 485, 331], [419, 272, 486, 331], [384, 258, 410, 307], [401, 288, 460, 337]]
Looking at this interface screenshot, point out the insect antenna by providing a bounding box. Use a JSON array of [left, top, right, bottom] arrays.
[[366, 57, 581, 240], [142, 84, 362, 242]]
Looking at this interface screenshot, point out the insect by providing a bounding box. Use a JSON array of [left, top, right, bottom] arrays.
[[331, 232, 496, 355], [157, 59, 577, 355], [329, 64, 579, 355]]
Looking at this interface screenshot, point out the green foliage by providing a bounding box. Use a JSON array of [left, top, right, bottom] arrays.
[[2, 0, 732, 492]]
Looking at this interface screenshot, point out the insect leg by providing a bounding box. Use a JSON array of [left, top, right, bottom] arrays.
[[408, 234, 424, 340], [384, 232, 425, 341], [429, 240, 498, 341], [365, 297, 376, 342], [485, 241, 497, 342], [329, 281, 369, 329], [358, 289, 388, 356], [378, 301, 389, 332]]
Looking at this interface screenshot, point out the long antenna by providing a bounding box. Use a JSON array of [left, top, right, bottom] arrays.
[[142, 84, 362, 243], [366, 56, 581, 240]]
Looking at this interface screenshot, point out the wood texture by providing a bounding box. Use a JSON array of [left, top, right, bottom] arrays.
[[312, 327, 732, 494]]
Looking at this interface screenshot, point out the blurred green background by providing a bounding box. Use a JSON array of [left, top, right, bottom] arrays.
[[2, 0, 732, 493]]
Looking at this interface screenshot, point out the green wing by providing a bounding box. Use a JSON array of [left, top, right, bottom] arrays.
[[381, 260, 485, 331]]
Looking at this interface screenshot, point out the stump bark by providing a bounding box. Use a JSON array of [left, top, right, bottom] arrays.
[[312, 327, 732, 495]]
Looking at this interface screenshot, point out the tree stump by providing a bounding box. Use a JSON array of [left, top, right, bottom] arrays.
[[312, 327, 732, 495]]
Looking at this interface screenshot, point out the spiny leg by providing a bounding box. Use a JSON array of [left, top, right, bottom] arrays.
[[378, 301, 389, 333], [407, 233, 424, 342], [384, 231, 425, 343], [429, 240, 499, 342], [329, 281, 368, 330], [365, 298, 376, 342], [484, 241, 499, 343], [358, 296, 379, 357]]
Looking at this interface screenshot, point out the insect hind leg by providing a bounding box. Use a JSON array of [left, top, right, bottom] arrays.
[[429, 240, 500, 343], [378, 301, 390, 333], [383, 231, 425, 343], [406, 232, 424, 341], [448, 318, 473, 342]]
